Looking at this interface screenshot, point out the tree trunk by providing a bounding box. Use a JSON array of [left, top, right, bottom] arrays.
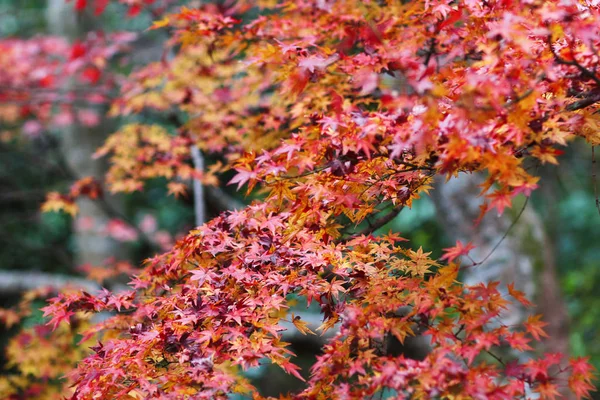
[[431, 173, 570, 358], [46, 0, 125, 266], [537, 170, 571, 359]]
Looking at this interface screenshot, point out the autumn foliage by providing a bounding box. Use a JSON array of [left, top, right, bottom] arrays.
[[1, 0, 600, 398]]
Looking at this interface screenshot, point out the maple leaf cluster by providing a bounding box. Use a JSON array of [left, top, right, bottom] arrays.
[[2, 0, 600, 399], [0, 288, 94, 398], [41, 177, 103, 216]]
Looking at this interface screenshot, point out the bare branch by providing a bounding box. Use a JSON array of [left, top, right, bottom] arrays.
[[205, 186, 245, 212], [0, 270, 99, 296], [463, 196, 531, 270], [190, 146, 206, 226]]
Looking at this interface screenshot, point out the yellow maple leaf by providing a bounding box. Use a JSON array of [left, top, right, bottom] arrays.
[[291, 314, 316, 336], [150, 17, 170, 30], [41, 192, 78, 217], [167, 182, 188, 198]]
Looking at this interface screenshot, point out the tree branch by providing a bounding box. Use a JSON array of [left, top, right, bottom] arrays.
[[548, 36, 600, 86], [0, 270, 99, 296], [205, 185, 245, 212], [565, 91, 600, 111], [190, 146, 206, 226], [337, 205, 404, 244]]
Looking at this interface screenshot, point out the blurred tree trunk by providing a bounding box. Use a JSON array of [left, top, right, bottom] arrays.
[[46, 0, 125, 266], [537, 169, 571, 360], [431, 173, 570, 355]]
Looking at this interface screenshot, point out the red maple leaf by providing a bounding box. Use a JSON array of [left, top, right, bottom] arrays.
[[74, 0, 87, 11], [228, 167, 258, 191], [82, 66, 102, 84], [523, 314, 549, 340], [70, 41, 87, 60], [128, 5, 142, 17], [507, 283, 533, 307], [441, 240, 476, 262]]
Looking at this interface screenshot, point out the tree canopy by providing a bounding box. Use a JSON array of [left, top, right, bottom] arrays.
[[1, 0, 599, 398]]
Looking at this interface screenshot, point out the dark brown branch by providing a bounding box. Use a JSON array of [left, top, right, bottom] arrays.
[[423, 37, 437, 67], [337, 205, 404, 244], [566, 91, 600, 111], [542, 38, 600, 110], [505, 88, 535, 109], [548, 36, 600, 86]]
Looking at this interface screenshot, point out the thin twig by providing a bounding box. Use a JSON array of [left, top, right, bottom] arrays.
[[462, 197, 530, 270], [485, 349, 506, 367]]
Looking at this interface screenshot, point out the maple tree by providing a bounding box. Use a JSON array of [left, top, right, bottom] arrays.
[[1, 0, 600, 398]]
